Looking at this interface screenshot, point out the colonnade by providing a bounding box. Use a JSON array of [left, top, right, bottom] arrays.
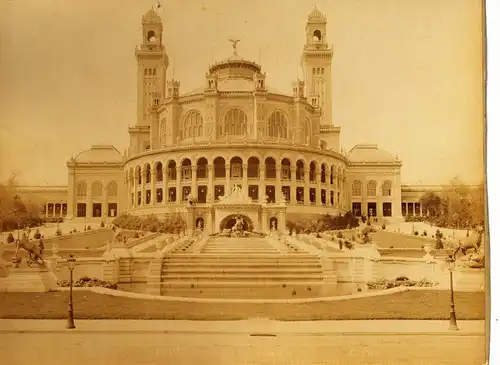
[[125, 158, 348, 211]]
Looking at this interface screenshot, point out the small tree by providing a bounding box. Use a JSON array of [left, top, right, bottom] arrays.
[[7, 232, 14, 243], [100, 221, 105, 228], [435, 229, 444, 249], [33, 228, 41, 239]]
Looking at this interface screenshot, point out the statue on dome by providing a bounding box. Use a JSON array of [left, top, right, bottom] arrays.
[[228, 38, 240, 56]]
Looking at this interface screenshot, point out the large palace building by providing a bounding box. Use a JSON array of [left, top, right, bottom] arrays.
[[18, 8, 434, 233]]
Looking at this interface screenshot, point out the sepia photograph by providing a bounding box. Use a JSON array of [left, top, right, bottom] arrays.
[[0, 0, 491, 364]]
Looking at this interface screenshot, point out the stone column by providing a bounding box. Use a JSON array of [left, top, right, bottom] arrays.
[[242, 164, 248, 196], [86, 185, 92, 219], [291, 167, 297, 204], [316, 172, 321, 205], [102, 186, 108, 218], [191, 165, 197, 198], [206, 209, 213, 234], [279, 209, 286, 233], [133, 170, 137, 208], [304, 168, 310, 205], [325, 171, 331, 206], [163, 165, 168, 205], [151, 169, 157, 206], [176, 167, 182, 204], [141, 169, 146, 206], [259, 163, 266, 202], [225, 164, 231, 191], [208, 165, 214, 198], [276, 164, 282, 203], [261, 207, 269, 233]]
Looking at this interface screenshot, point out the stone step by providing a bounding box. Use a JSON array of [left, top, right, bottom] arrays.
[[158, 281, 324, 288], [161, 274, 324, 281], [162, 268, 323, 274], [163, 262, 322, 268], [165, 258, 321, 265], [168, 253, 317, 259]]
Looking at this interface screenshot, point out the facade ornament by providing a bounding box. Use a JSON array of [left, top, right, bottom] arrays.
[[306, 136, 310, 146], [176, 136, 180, 147]]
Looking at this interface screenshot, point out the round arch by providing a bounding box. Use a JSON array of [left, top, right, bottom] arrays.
[[219, 214, 254, 232]]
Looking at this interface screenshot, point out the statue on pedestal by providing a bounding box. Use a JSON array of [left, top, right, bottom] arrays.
[[12, 233, 45, 267]]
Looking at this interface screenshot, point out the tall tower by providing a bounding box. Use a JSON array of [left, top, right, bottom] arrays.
[[135, 8, 169, 126], [301, 7, 333, 127]]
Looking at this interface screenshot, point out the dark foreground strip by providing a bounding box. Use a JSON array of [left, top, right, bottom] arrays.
[[249, 333, 277, 337]]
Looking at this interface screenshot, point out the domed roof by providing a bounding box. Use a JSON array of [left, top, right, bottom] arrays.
[[73, 145, 123, 164], [208, 57, 262, 76], [142, 7, 161, 23], [348, 144, 398, 163], [308, 6, 327, 23]]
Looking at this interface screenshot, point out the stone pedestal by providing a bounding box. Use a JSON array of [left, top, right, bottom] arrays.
[[0, 266, 58, 292]]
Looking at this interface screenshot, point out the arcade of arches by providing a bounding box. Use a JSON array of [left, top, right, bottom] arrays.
[[125, 156, 349, 211]]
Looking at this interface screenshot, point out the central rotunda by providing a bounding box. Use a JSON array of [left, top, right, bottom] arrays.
[[115, 7, 402, 235]]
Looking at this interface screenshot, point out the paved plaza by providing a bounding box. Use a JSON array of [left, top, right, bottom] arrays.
[[0, 331, 486, 365], [0, 319, 487, 365]]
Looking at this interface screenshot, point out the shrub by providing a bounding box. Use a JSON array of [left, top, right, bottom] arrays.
[[7, 233, 14, 243], [435, 229, 444, 249], [133, 231, 139, 239], [56, 228, 62, 236], [87, 225, 91, 230], [367, 277, 435, 290], [381, 224, 386, 230], [422, 230, 427, 236], [33, 229, 41, 239], [100, 221, 105, 228], [58, 276, 118, 290], [414, 231, 419, 235]]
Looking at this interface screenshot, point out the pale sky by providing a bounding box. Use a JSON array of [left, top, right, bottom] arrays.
[[0, 0, 484, 186]]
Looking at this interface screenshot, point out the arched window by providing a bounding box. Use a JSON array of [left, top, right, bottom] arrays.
[[267, 111, 287, 138], [223, 109, 247, 136], [147, 30, 156, 42], [367, 180, 377, 197], [313, 29, 322, 41], [182, 111, 203, 139], [159, 118, 166, 146], [76, 182, 87, 197], [107, 181, 118, 197], [352, 180, 362, 197], [91, 181, 103, 197], [382, 180, 392, 196]]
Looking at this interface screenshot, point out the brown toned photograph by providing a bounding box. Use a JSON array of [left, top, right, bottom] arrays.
[[0, 0, 489, 364]]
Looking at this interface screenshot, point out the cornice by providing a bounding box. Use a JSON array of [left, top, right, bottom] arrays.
[[124, 142, 349, 164]]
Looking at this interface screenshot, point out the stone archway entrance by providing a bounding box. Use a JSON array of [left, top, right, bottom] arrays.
[[219, 214, 254, 232]]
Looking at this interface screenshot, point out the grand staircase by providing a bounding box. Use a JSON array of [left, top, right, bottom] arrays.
[[158, 236, 325, 299]]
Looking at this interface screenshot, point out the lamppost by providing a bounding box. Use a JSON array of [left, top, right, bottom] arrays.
[[445, 254, 459, 331], [66, 255, 76, 329]]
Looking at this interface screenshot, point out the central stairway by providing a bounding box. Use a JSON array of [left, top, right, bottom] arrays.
[[159, 236, 326, 299]]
